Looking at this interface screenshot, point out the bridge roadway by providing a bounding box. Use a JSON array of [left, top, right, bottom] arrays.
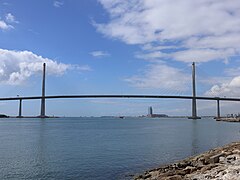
[[0, 94, 240, 102]]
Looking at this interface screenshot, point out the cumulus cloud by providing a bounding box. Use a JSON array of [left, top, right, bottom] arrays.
[[204, 65, 240, 97], [90, 51, 110, 58], [96, 0, 240, 63], [205, 76, 240, 97], [53, 1, 64, 8], [0, 49, 90, 85], [125, 63, 190, 92]]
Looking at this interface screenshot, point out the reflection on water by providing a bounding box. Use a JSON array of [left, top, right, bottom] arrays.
[[35, 120, 48, 179], [191, 120, 199, 155], [0, 117, 239, 180]]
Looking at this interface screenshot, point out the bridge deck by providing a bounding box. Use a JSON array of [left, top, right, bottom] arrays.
[[0, 95, 239, 102]]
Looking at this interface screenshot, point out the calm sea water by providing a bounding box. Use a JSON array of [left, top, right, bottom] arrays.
[[0, 117, 239, 180]]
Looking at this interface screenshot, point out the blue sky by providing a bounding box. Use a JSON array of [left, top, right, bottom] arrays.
[[1, 0, 240, 117]]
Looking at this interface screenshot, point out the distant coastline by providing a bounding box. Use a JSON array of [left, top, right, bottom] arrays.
[[0, 114, 9, 118], [0, 115, 59, 118], [0, 115, 217, 119]]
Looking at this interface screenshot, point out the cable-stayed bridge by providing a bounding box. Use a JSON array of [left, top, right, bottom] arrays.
[[0, 63, 239, 119]]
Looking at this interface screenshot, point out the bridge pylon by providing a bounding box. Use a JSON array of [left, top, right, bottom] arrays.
[[39, 63, 47, 118], [188, 62, 201, 119]]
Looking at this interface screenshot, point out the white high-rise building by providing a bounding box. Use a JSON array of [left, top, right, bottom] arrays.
[[148, 106, 153, 117]]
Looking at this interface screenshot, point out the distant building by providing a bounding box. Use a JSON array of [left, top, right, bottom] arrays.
[[148, 106, 153, 117], [147, 106, 168, 118]]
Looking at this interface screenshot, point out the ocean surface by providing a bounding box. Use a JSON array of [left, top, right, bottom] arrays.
[[0, 117, 239, 180]]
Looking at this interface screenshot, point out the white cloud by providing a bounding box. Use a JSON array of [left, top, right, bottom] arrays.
[[0, 13, 18, 30], [205, 76, 240, 97], [0, 20, 13, 30], [90, 51, 110, 58], [96, 0, 240, 63], [5, 13, 18, 23], [142, 44, 180, 51], [172, 49, 236, 63], [0, 49, 90, 85], [135, 51, 166, 60], [125, 63, 190, 92], [53, 1, 64, 8], [202, 65, 240, 97]]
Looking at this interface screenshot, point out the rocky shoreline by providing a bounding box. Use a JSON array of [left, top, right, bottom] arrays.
[[134, 142, 240, 180]]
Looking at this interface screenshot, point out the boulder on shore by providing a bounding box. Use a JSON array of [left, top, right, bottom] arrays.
[[134, 142, 240, 180]]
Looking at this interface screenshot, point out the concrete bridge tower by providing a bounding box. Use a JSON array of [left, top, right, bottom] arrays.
[[40, 63, 46, 118], [189, 62, 201, 119]]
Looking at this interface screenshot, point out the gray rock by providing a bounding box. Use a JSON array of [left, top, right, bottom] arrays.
[[208, 153, 224, 164]]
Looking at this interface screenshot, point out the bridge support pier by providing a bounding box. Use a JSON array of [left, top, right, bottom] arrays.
[[216, 99, 220, 119], [17, 99, 23, 118]]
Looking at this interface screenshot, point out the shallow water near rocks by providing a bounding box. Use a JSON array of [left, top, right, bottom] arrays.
[[0, 117, 239, 179]]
